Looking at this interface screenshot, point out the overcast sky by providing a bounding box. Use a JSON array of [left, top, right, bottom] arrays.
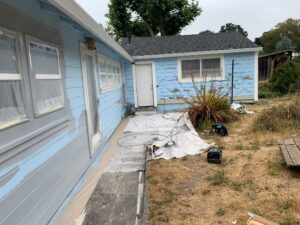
[[75, 0, 300, 41]]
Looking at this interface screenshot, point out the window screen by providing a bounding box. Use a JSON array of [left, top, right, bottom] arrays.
[[201, 58, 221, 78], [181, 59, 200, 79], [0, 29, 27, 130], [29, 41, 64, 115]]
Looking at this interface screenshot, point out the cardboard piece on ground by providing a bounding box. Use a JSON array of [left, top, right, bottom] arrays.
[[247, 213, 278, 225]]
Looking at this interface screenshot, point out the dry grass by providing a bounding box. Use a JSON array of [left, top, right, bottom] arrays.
[[146, 95, 300, 225]]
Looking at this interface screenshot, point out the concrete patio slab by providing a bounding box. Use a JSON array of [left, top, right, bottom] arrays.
[[82, 172, 139, 225]]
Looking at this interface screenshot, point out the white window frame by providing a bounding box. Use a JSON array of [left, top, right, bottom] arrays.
[[177, 54, 225, 83], [0, 28, 22, 81], [97, 54, 122, 92], [28, 40, 62, 80], [27, 37, 65, 116], [0, 27, 28, 130]]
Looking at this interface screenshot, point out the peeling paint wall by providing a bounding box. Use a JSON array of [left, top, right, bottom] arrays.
[[125, 52, 256, 111], [155, 53, 255, 103]]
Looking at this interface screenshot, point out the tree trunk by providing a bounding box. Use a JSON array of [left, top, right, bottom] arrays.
[[159, 14, 166, 36], [159, 25, 166, 36], [142, 18, 155, 37]]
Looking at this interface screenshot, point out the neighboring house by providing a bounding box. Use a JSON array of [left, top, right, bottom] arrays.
[[122, 33, 261, 111], [258, 50, 293, 81], [0, 1, 261, 225]]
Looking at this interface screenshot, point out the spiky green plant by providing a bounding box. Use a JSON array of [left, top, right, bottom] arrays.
[[185, 74, 232, 128]]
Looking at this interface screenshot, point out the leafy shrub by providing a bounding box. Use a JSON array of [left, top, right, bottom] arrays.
[[252, 99, 300, 132], [258, 81, 278, 98], [270, 61, 300, 94], [186, 78, 234, 128]]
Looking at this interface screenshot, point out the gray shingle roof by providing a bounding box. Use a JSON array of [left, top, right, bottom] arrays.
[[121, 32, 260, 56]]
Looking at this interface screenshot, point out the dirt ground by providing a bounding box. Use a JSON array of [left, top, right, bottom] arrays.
[[146, 96, 300, 225]]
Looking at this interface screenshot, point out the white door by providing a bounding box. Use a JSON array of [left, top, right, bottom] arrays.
[[81, 49, 101, 154], [136, 64, 154, 107]]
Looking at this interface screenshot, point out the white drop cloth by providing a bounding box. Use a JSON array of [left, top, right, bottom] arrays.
[[105, 112, 211, 172]]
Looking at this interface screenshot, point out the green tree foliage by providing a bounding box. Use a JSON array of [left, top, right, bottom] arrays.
[[258, 19, 300, 54], [270, 61, 300, 94], [106, 0, 202, 41], [219, 23, 248, 37], [276, 37, 295, 51], [199, 30, 214, 34]]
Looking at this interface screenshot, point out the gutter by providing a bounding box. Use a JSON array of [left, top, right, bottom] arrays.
[[48, 0, 133, 62], [132, 47, 263, 60]]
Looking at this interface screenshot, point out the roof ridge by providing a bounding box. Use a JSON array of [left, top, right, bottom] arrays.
[[121, 31, 242, 40]]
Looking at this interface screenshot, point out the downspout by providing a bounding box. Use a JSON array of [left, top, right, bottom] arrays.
[[231, 60, 235, 104]]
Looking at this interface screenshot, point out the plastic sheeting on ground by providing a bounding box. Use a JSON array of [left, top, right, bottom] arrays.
[[104, 112, 211, 173], [231, 103, 255, 114]]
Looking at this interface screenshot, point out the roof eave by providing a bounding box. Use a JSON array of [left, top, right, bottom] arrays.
[[132, 47, 263, 60], [49, 0, 133, 62]]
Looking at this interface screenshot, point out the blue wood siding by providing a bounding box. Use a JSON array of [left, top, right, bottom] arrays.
[[155, 53, 255, 101], [0, 1, 130, 224], [99, 88, 124, 141]]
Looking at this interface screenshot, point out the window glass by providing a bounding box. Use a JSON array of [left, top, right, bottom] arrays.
[[29, 42, 60, 75], [99, 58, 122, 90], [117, 67, 121, 85], [201, 58, 221, 78], [0, 29, 27, 130], [35, 80, 64, 115], [0, 34, 19, 74], [29, 41, 64, 115], [107, 74, 114, 87], [99, 61, 107, 89], [181, 60, 200, 79]]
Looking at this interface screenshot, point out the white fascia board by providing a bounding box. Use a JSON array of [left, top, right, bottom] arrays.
[[49, 0, 133, 62], [133, 47, 263, 60]]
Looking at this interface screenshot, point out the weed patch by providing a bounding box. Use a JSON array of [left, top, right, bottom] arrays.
[[268, 158, 286, 176], [164, 190, 178, 204], [208, 170, 228, 185], [277, 199, 294, 212], [215, 208, 226, 216], [280, 218, 300, 225], [230, 181, 244, 192], [252, 100, 300, 132]]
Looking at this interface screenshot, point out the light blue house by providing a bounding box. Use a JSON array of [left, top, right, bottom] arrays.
[[121, 34, 261, 112], [0, 0, 261, 224]]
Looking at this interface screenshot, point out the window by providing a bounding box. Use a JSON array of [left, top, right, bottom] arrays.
[[202, 58, 221, 78], [98, 57, 122, 90], [0, 28, 27, 130], [179, 56, 223, 82], [99, 60, 107, 88], [29, 41, 64, 116], [181, 59, 200, 79]]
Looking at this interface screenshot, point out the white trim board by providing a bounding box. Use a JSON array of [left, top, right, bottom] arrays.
[[49, 0, 133, 62], [132, 47, 262, 60], [80, 44, 102, 156], [132, 64, 138, 108], [0, 73, 22, 80], [254, 52, 259, 101]]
